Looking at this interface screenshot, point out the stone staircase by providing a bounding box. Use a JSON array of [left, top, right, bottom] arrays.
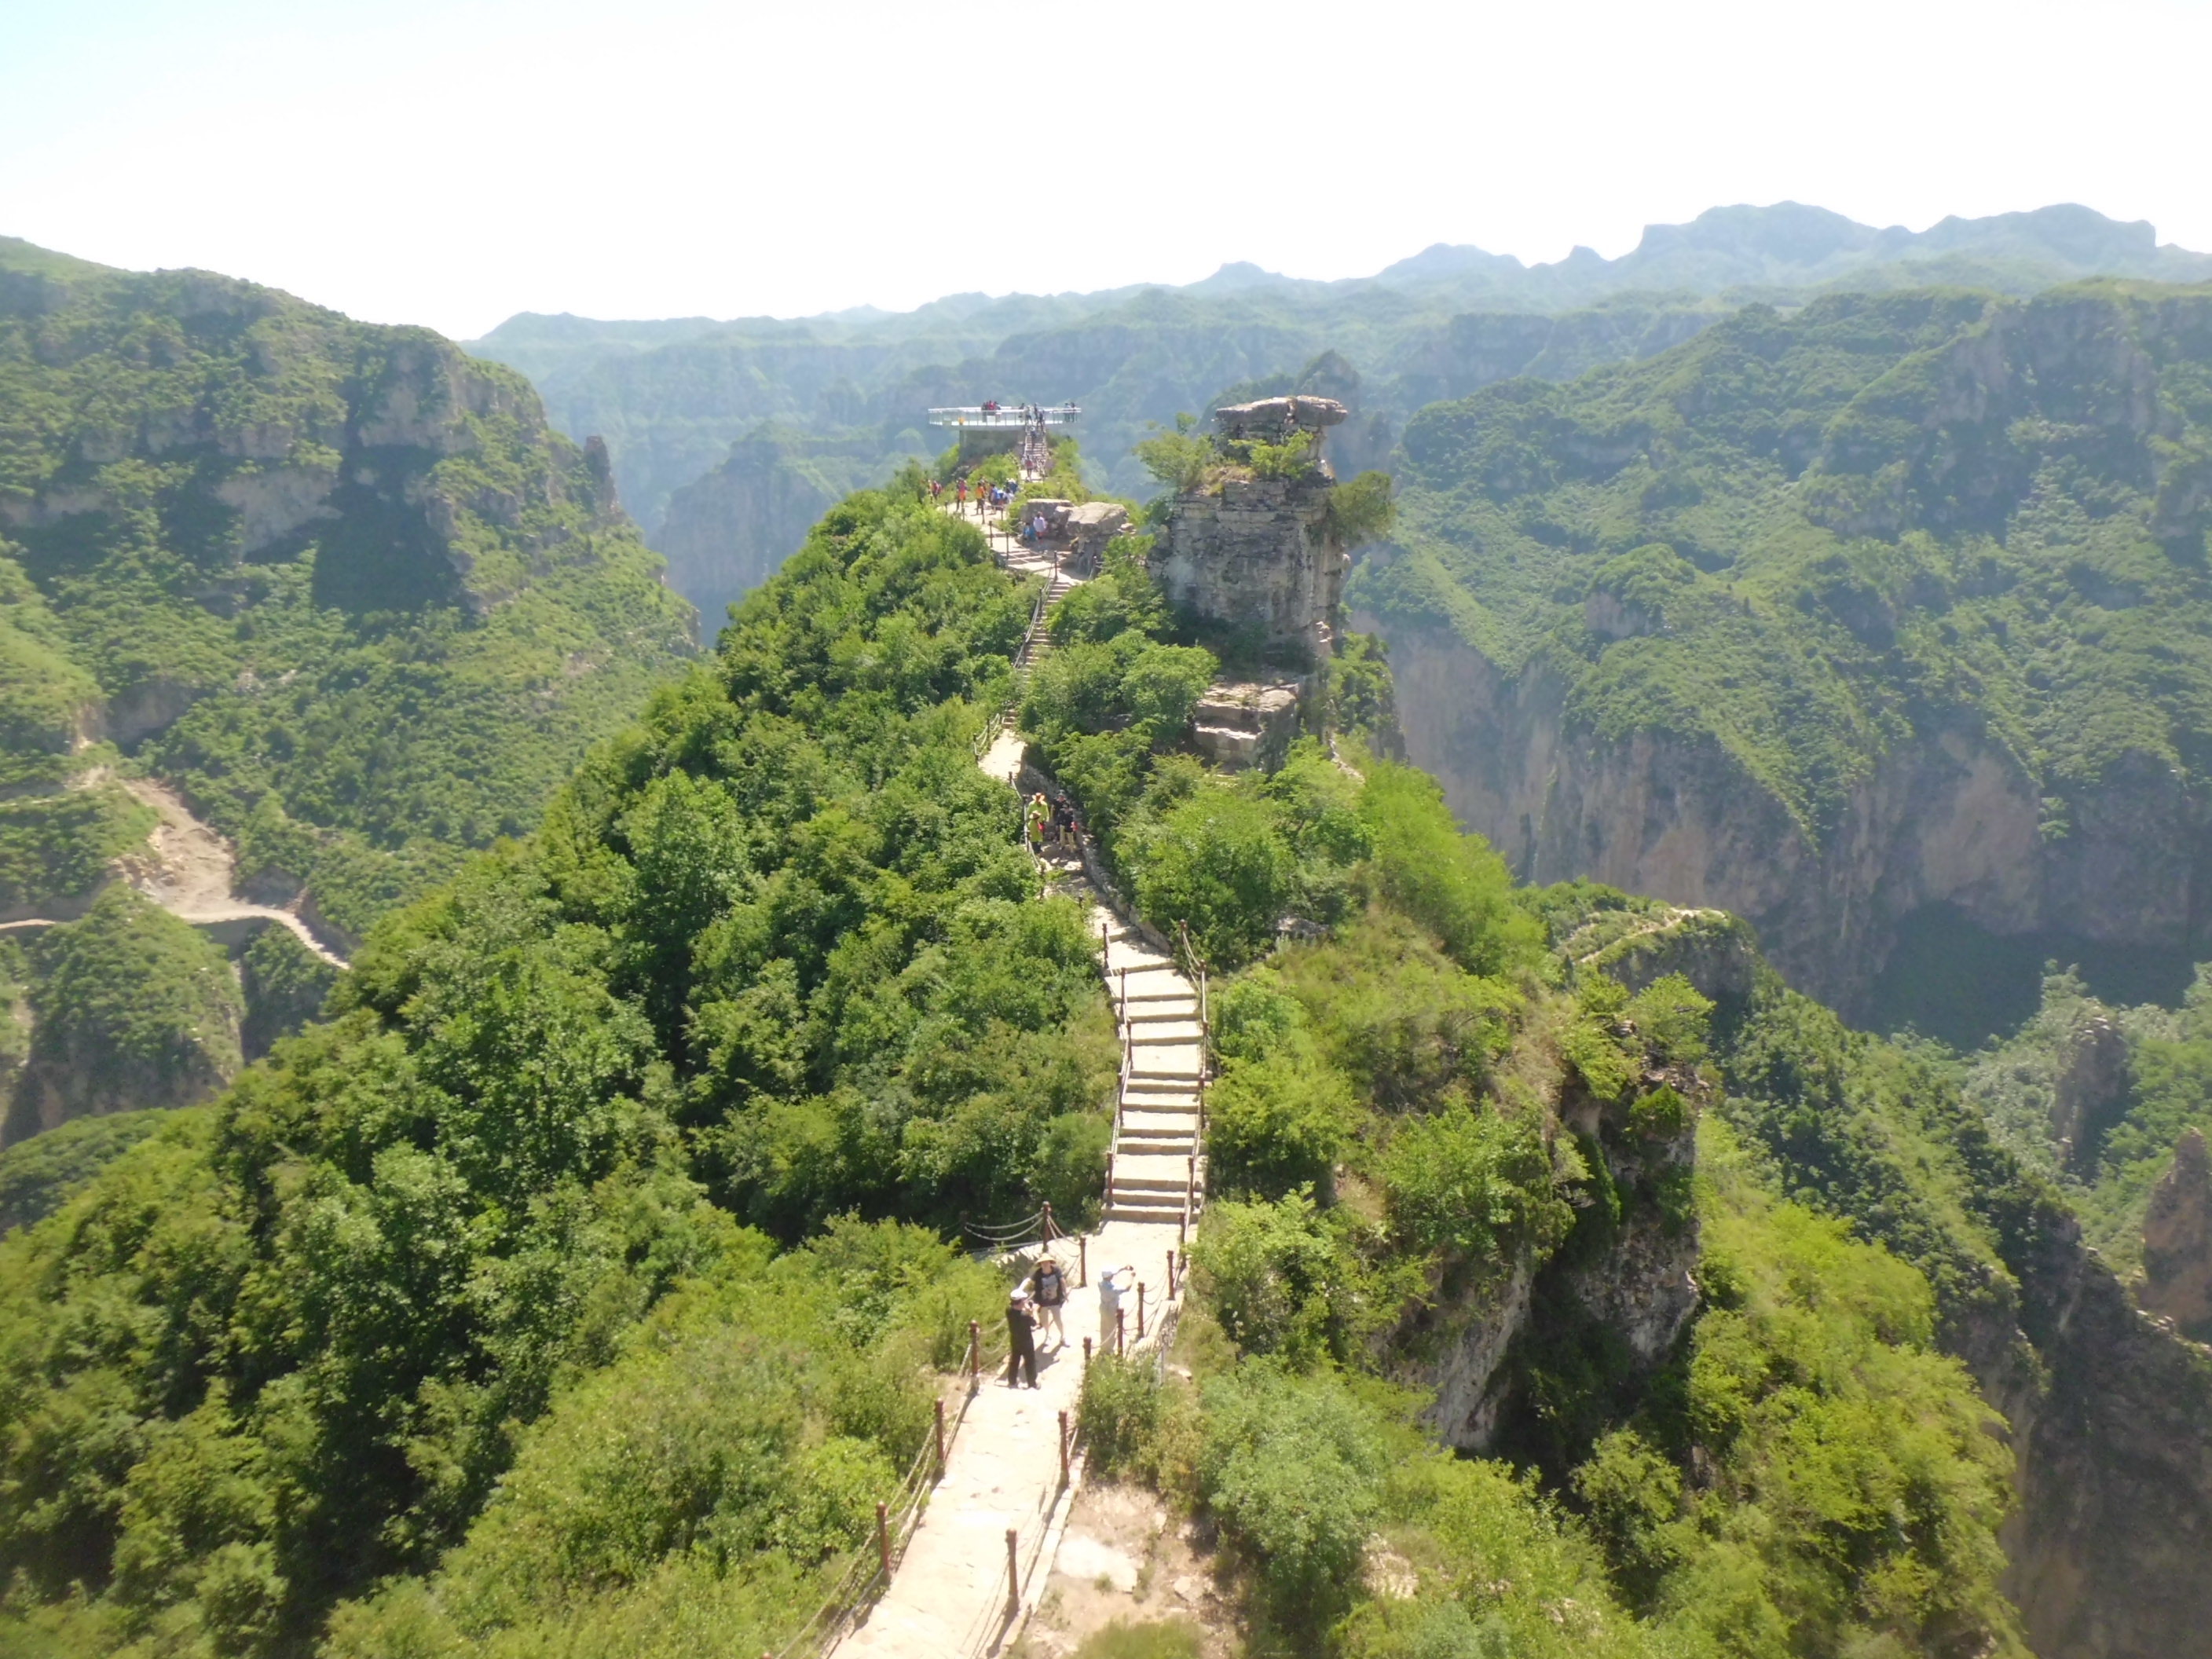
[[1101, 939, 1207, 1225]]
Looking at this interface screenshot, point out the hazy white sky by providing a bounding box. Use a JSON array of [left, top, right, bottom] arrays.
[[4, 0, 2208, 339]]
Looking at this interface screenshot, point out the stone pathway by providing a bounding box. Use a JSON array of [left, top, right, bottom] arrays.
[[830, 498, 1204, 1659]]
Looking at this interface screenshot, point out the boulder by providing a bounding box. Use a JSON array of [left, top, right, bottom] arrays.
[[1188, 680, 1304, 771], [1214, 395, 1350, 438]]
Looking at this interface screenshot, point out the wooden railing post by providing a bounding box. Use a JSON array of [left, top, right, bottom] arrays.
[[1078, 1236, 1087, 1287], [1167, 1248, 1177, 1298], [1083, 1335, 1093, 1374], [968, 1320, 980, 1387], [1041, 1200, 1056, 1241], [1137, 1282, 1146, 1340], [1116, 1306, 1126, 1357], [934, 1397, 947, 1472], [1058, 1408, 1071, 1486], [1006, 1528, 1020, 1609], [876, 1500, 892, 1580]]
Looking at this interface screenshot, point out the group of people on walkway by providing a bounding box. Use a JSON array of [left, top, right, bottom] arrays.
[[925, 475, 1020, 515], [1025, 791, 1082, 859], [1004, 1254, 1136, 1388]]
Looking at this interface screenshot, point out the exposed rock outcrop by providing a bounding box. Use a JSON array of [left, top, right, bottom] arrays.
[[1978, 1197, 2212, 1659], [1188, 681, 1305, 771], [2051, 1012, 2133, 1174], [2141, 1130, 2212, 1339], [1417, 1066, 1702, 1453], [1155, 474, 1348, 663]]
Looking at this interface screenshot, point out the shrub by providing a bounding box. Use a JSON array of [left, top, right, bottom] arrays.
[[1205, 1053, 1362, 1201], [1198, 1363, 1387, 1633], [1247, 430, 1317, 480], [1322, 471, 1397, 548], [1079, 1354, 1164, 1479], [1130, 790, 1296, 969], [1135, 418, 1216, 493], [1628, 1083, 1689, 1141], [1380, 1104, 1571, 1268], [1210, 972, 1307, 1064], [1357, 762, 1540, 976], [1624, 974, 1713, 1066], [1190, 1191, 1397, 1365]]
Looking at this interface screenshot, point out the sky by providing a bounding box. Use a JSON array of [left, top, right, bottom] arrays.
[[4, 0, 2210, 340]]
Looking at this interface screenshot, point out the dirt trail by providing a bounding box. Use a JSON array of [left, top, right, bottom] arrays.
[[0, 772, 351, 967], [114, 778, 350, 968]]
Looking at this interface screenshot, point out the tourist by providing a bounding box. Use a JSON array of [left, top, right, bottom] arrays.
[[955, 478, 967, 511], [1097, 1265, 1134, 1352], [1027, 1255, 1068, 1350], [1005, 1289, 1038, 1389]]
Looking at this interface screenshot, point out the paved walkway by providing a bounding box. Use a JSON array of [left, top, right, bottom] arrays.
[[831, 496, 1203, 1659]]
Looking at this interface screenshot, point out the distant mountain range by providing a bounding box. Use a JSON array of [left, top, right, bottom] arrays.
[[463, 203, 2212, 630]]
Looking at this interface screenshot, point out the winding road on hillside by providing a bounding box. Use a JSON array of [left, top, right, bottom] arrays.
[[0, 775, 350, 969], [830, 498, 1209, 1659]]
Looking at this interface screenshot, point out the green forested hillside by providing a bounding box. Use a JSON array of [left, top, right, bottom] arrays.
[[1353, 282, 2212, 1027], [1364, 284, 2212, 830], [0, 489, 1116, 1655], [0, 240, 698, 1152], [0, 470, 2051, 1659], [0, 240, 696, 943]]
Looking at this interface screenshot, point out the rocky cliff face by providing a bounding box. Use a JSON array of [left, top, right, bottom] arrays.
[[1983, 1196, 2212, 1659], [1155, 472, 1346, 664], [1408, 1061, 1702, 1455], [654, 427, 900, 630], [2141, 1129, 2212, 1339], [1358, 287, 2212, 1024], [1367, 617, 2209, 1018]]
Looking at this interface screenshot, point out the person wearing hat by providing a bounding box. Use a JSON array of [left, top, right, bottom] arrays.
[[1005, 1287, 1040, 1389], [1097, 1264, 1135, 1351], [1027, 1254, 1068, 1350]]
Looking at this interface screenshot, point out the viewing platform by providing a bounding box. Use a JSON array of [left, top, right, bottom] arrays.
[[927, 403, 1079, 429]]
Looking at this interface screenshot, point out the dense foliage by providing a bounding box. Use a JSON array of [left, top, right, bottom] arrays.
[[2, 888, 244, 1141], [0, 489, 1112, 1656], [1082, 831, 2025, 1657], [0, 1104, 168, 1232], [1962, 965, 2212, 1283]]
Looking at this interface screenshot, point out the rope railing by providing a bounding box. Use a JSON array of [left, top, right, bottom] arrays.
[[961, 1209, 1049, 1250], [768, 1357, 986, 1659]]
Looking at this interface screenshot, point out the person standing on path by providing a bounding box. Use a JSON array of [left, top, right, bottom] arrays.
[[1027, 1255, 1068, 1350], [955, 477, 968, 512], [1005, 1289, 1039, 1388], [1097, 1265, 1134, 1351]]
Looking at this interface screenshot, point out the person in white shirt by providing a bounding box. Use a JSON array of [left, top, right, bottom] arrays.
[[1097, 1264, 1134, 1350]]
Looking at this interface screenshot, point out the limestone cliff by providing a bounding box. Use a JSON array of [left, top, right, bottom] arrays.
[[1365, 616, 2207, 1020], [1979, 1196, 2212, 1659], [2140, 1129, 2212, 1339], [655, 425, 903, 629]]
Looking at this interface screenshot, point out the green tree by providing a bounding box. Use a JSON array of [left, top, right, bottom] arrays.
[[1130, 789, 1296, 968]]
